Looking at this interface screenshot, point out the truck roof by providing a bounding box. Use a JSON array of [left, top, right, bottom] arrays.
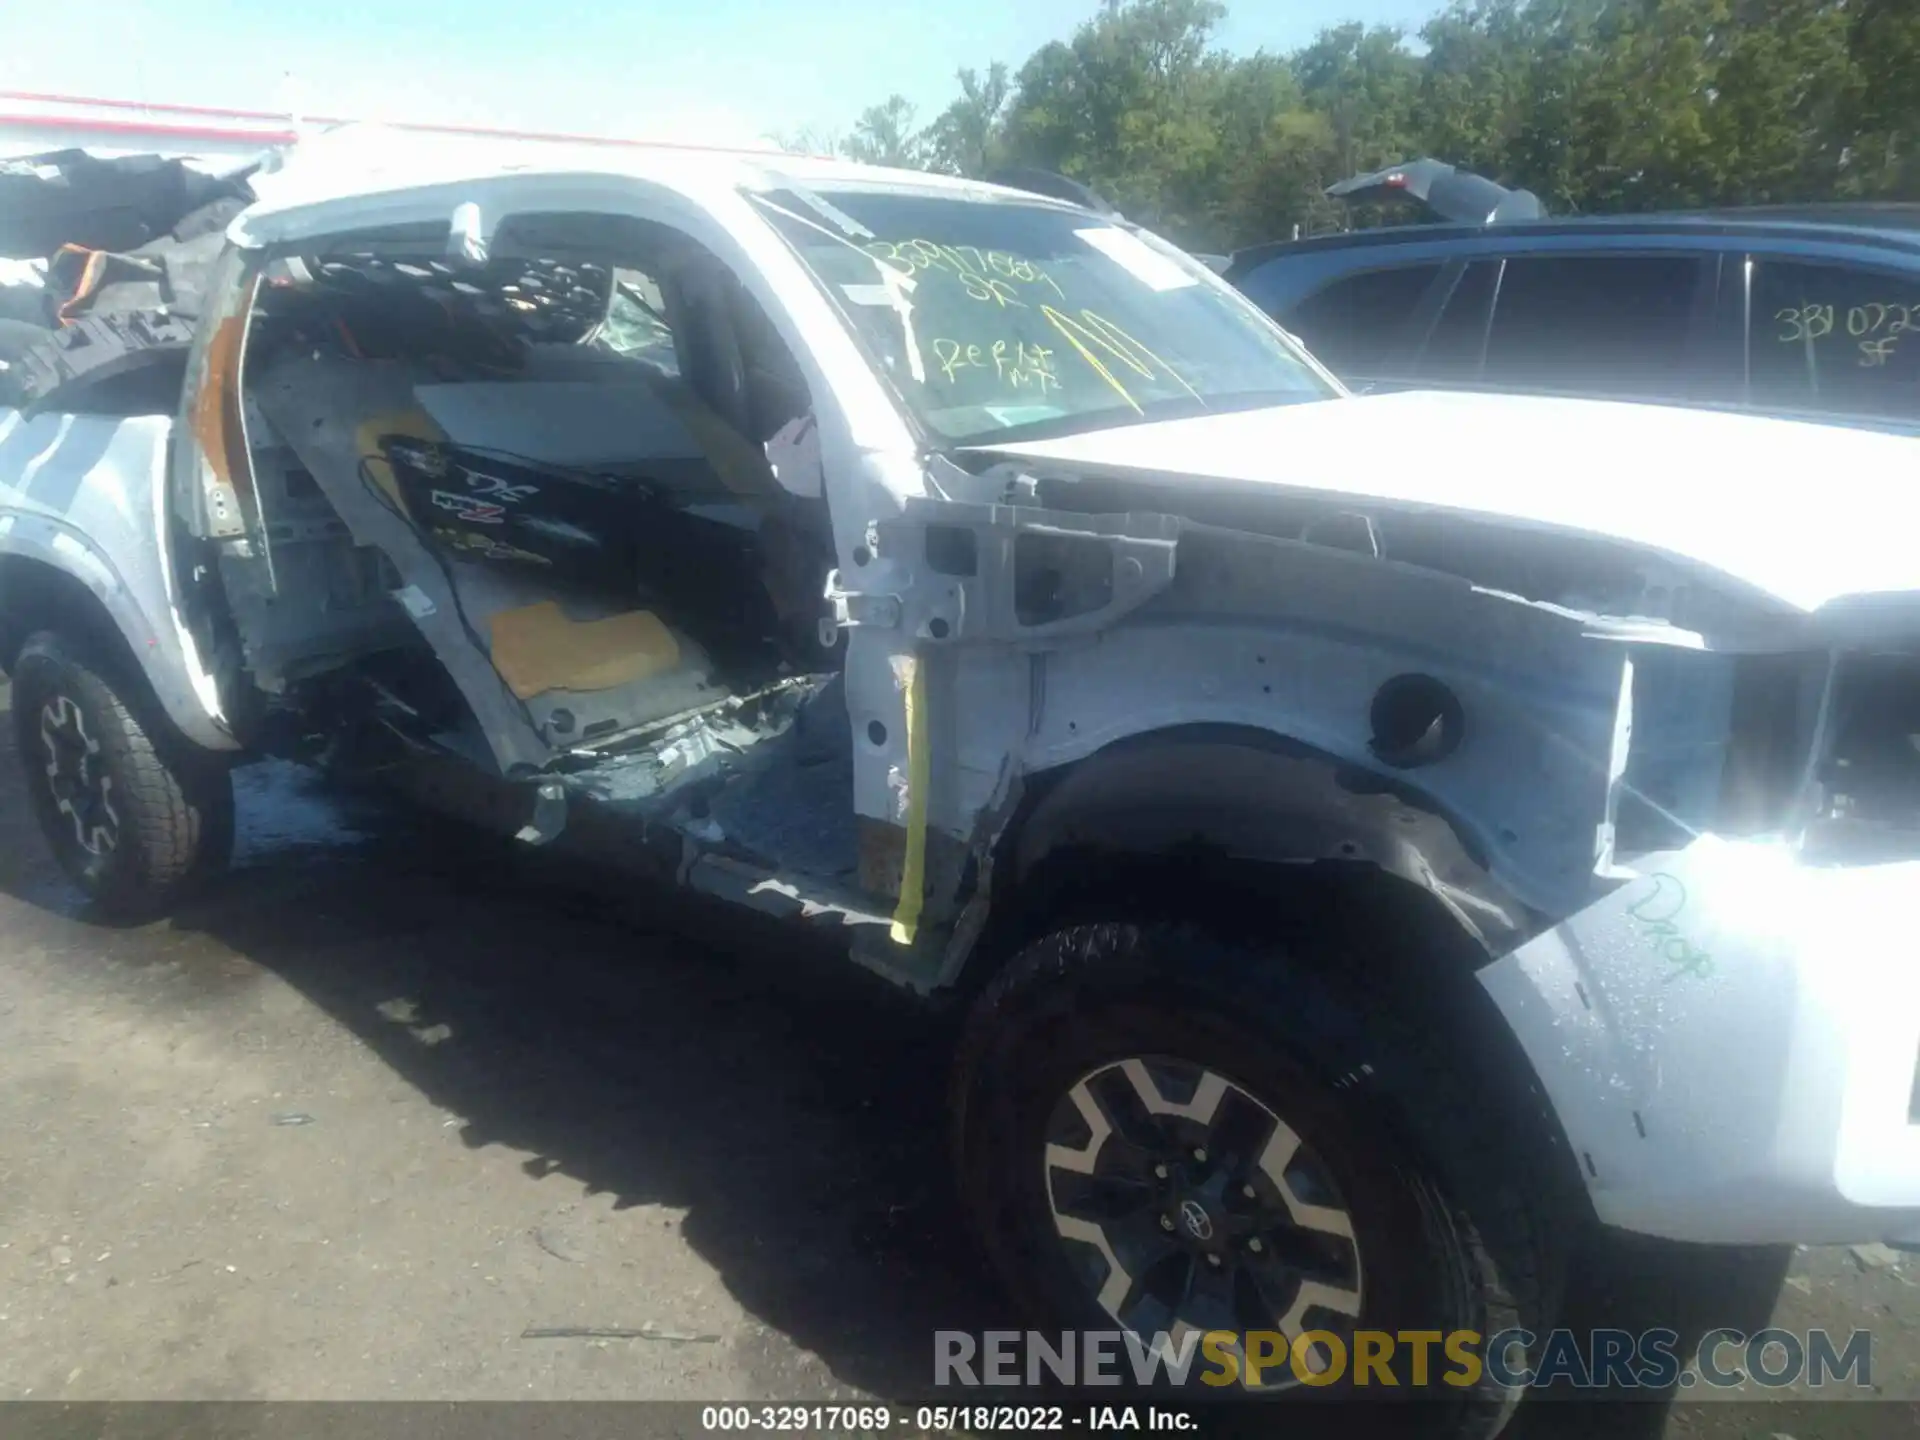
[[238, 128, 1069, 241]]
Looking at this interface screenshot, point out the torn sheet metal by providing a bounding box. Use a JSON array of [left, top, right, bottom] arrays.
[[871, 496, 1181, 645], [11, 310, 196, 415], [564, 677, 828, 805]]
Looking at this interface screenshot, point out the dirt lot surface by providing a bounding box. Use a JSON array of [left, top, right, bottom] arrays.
[[0, 677, 1915, 1437]]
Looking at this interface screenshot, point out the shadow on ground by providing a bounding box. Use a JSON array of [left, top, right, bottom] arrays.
[[0, 691, 1003, 1399], [0, 690, 1791, 1430]]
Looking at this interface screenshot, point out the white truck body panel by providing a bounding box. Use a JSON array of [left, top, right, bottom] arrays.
[[0, 408, 232, 747], [4, 147, 1917, 1253], [1481, 837, 1920, 1244], [984, 390, 1920, 615]]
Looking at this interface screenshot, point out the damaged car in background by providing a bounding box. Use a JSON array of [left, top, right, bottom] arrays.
[[0, 147, 258, 410], [3, 135, 1920, 1427]]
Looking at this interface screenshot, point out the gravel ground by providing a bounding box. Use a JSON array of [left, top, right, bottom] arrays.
[[0, 678, 1914, 1437]]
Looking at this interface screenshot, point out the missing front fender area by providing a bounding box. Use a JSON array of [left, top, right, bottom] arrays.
[[869, 496, 1180, 646], [1009, 732, 1534, 956]]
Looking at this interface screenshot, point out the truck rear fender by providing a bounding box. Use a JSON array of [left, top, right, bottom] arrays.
[[0, 409, 234, 749]]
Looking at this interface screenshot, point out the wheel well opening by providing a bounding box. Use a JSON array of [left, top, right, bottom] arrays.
[[0, 556, 129, 679], [971, 845, 1595, 1228], [989, 844, 1489, 979]]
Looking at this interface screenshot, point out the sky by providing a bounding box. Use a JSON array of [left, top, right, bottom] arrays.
[[0, 0, 1443, 148]]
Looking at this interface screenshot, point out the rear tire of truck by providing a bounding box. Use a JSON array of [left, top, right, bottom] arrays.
[[951, 921, 1562, 1436], [10, 631, 233, 920]]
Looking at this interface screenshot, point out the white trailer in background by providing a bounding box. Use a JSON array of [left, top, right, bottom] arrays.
[[0, 88, 792, 163]]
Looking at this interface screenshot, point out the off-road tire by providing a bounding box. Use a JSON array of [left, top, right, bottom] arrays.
[[952, 921, 1566, 1436], [10, 631, 233, 918]]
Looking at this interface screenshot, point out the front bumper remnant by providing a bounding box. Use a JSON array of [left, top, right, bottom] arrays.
[[1481, 835, 1920, 1245]]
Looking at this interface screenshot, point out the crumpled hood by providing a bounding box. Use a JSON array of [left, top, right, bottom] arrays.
[[969, 390, 1920, 616]]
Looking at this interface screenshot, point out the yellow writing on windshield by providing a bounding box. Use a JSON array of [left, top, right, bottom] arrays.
[[865, 239, 1065, 306], [1040, 306, 1202, 412], [930, 337, 1060, 392]]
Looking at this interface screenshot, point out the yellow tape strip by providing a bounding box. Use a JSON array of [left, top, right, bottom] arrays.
[[889, 654, 930, 945]]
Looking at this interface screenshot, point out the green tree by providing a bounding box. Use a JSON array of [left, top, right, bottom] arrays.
[[1685, 0, 1855, 206], [1845, 0, 1920, 193], [842, 96, 930, 169], [822, 0, 1910, 253], [1197, 53, 1340, 242], [1415, 1, 1539, 189], [996, 0, 1232, 242], [1292, 23, 1422, 180], [923, 64, 1013, 177]]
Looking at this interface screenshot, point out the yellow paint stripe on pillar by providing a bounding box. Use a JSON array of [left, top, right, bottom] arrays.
[[889, 653, 930, 946]]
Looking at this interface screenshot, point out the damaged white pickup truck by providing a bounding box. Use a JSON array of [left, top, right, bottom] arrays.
[[4, 141, 1920, 1422]]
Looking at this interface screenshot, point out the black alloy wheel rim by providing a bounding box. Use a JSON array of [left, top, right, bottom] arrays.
[[1042, 1054, 1364, 1389], [39, 694, 120, 859]]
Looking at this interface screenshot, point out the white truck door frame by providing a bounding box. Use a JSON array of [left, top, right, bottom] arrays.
[[198, 172, 923, 778]]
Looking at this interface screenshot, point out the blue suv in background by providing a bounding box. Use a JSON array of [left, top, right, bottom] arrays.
[[1227, 161, 1920, 436]]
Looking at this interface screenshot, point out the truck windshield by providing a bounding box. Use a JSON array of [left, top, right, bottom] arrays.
[[752, 186, 1337, 446]]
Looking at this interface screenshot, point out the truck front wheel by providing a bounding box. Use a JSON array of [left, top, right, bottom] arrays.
[[952, 921, 1563, 1432], [10, 631, 233, 919]]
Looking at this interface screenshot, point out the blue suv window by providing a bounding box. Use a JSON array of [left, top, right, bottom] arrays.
[[1282, 263, 1442, 373], [1414, 261, 1502, 380], [1748, 258, 1920, 420], [1478, 254, 1703, 396]]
